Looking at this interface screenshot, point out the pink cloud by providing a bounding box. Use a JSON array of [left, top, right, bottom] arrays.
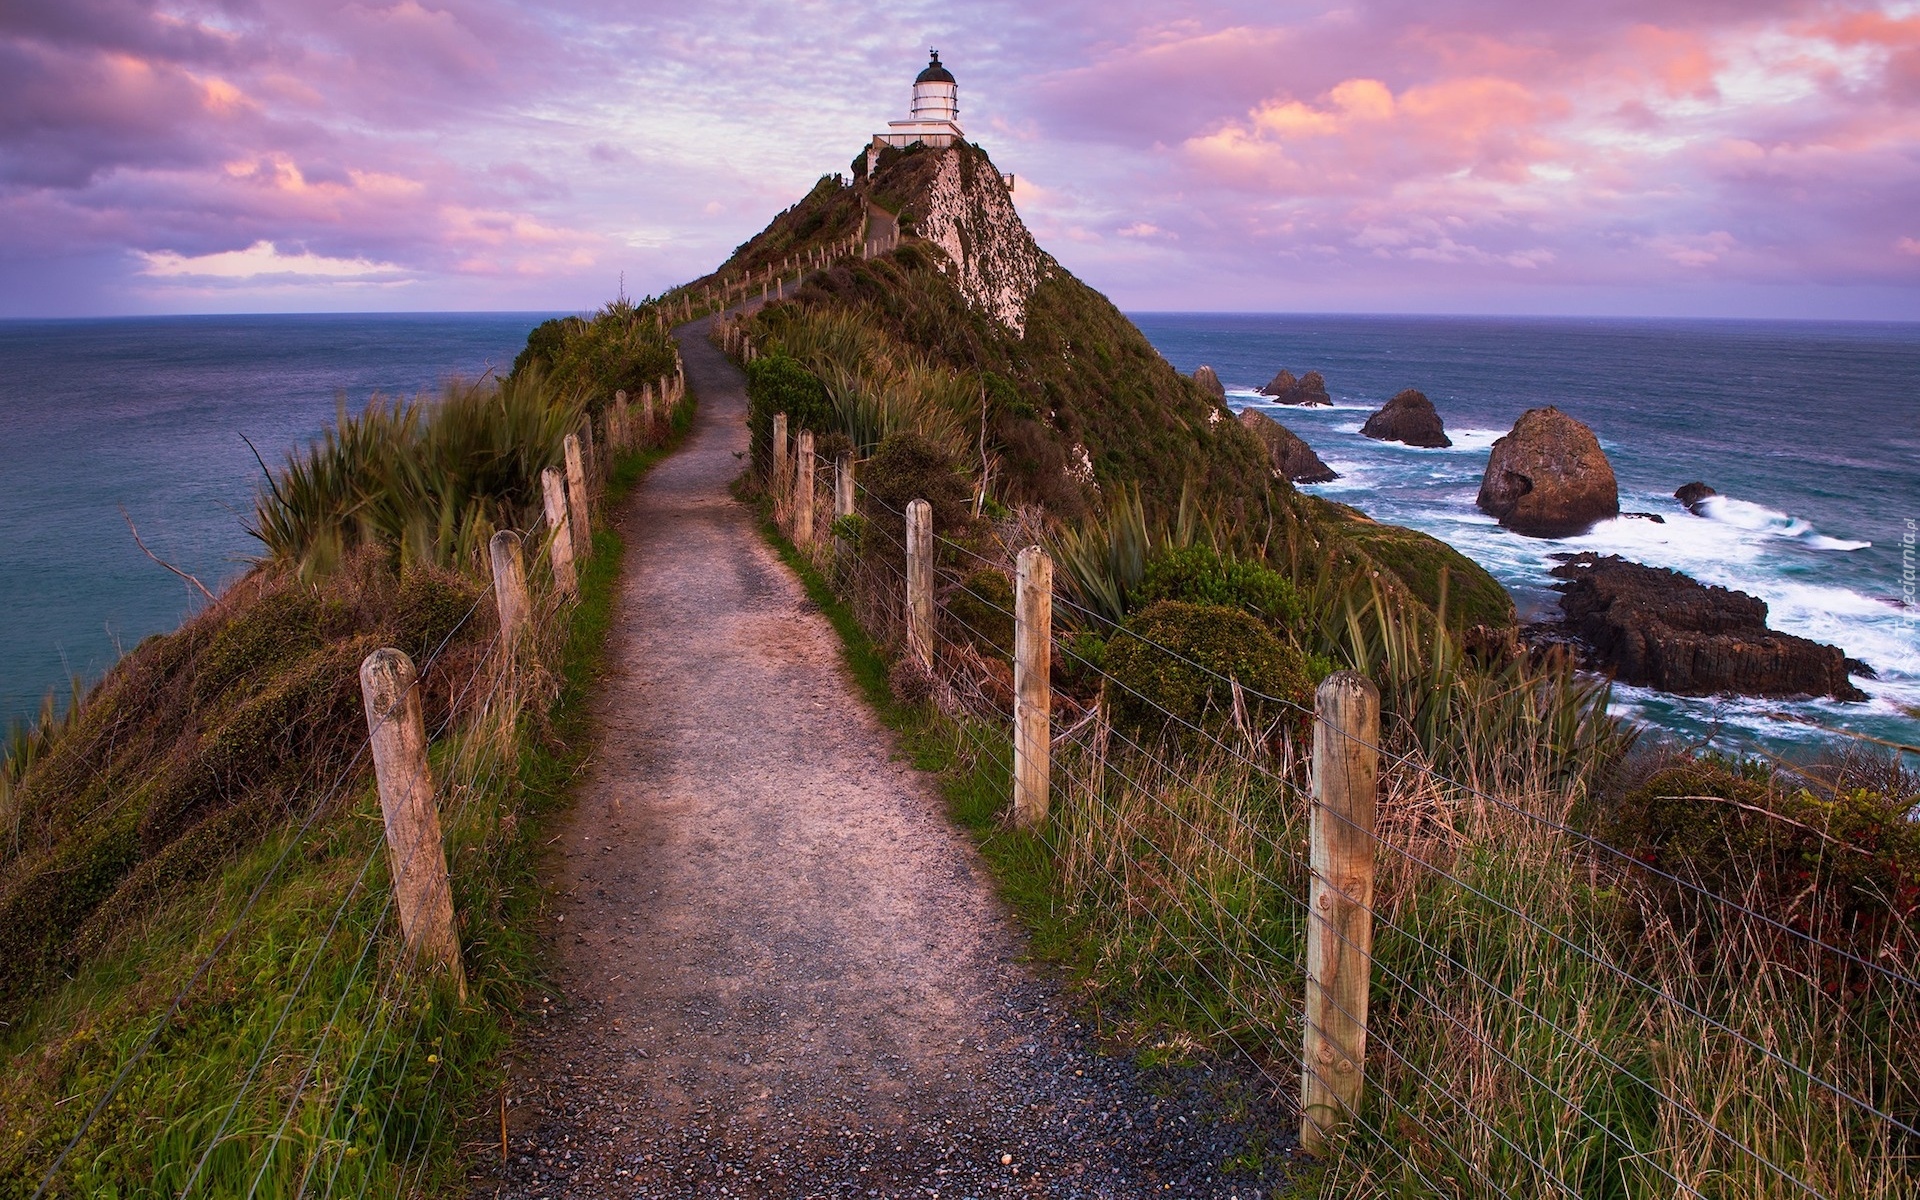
[[0, 0, 1915, 316]]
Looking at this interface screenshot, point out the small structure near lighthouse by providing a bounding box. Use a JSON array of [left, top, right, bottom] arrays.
[[868, 51, 965, 173]]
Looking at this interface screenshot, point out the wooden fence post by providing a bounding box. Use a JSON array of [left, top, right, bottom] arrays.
[[771, 412, 789, 486], [563, 433, 592, 552], [613, 390, 630, 451], [794, 430, 815, 547], [488, 530, 530, 646], [541, 468, 577, 598], [834, 453, 855, 519], [1301, 670, 1381, 1156], [642, 383, 656, 439], [1013, 546, 1052, 829], [905, 499, 934, 672], [359, 648, 468, 1001]]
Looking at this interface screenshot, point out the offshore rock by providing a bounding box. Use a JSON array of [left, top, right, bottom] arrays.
[[1360, 388, 1451, 448], [1476, 406, 1619, 537], [1259, 369, 1332, 406], [1549, 553, 1867, 701], [1239, 409, 1338, 483], [1193, 365, 1226, 399], [1675, 481, 1717, 513]]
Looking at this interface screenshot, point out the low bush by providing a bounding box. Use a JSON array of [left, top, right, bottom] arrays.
[[860, 432, 973, 534], [745, 352, 833, 478], [1135, 544, 1304, 627], [1104, 600, 1314, 744], [1603, 758, 1920, 982], [944, 569, 1015, 661]]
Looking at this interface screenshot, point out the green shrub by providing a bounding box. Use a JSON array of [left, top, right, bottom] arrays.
[[536, 299, 677, 407], [1135, 544, 1304, 626], [510, 316, 580, 379], [1603, 759, 1920, 981], [945, 569, 1014, 661], [745, 352, 833, 478], [1104, 600, 1313, 743], [860, 432, 973, 534]]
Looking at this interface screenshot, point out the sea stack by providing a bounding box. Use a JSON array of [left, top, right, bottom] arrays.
[[1550, 553, 1866, 701], [1476, 406, 1619, 538], [1360, 389, 1451, 448], [1259, 369, 1332, 406], [1238, 409, 1338, 483], [1193, 365, 1226, 400]]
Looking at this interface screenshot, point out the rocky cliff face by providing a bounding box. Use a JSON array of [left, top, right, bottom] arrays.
[[1549, 553, 1865, 700], [915, 148, 1053, 336]]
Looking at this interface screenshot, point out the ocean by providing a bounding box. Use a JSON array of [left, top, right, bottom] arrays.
[[0, 311, 1914, 758], [1135, 313, 1920, 757], [0, 313, 550, 730]]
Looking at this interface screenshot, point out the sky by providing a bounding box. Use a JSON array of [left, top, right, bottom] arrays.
[[3, 0, 1919, 319]]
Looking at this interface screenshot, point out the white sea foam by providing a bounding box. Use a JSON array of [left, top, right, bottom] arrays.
[[1442, 428, 1506, 452], [1690, 494, 1871, 551]]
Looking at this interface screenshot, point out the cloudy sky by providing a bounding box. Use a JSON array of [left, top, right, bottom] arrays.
[[5, 0, 1919, 318]]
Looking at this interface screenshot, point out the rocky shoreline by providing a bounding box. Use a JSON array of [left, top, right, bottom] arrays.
[[1226, 365, 1872, 709], [1538, 553, 1867, 702]]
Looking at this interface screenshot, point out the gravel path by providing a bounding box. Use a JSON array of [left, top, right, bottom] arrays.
[[473, 317, 1296, 1199]]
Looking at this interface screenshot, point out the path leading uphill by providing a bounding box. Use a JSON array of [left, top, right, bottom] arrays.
[[476, 316, 1291, 1199]]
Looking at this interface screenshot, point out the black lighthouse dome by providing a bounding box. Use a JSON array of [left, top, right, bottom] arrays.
[[915, 50, 955, 85]]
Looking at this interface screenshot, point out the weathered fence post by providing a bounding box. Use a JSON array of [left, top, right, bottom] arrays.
[[563, 433, 592, 552], [642, 382, 656, 439], [771, 412, 789, 486], [834, 453, 855, 519], [488, 530, 531, 646], [579, 422, 598, 492], [1013, 546, 1052, 828], [905, 499, 934, 672], [794, 430, 815, 547], [359, 648, 468, 1001], [1301, 670, 1381, 1155], [613, 390, 630, 451], [541, 468, 577, 598]]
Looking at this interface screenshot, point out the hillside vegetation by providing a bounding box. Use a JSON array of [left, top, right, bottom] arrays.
[[0, 301, 690, 1194], [733, 141, 1919, 1198]]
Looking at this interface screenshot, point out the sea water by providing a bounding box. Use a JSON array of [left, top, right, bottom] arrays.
[[0, 314, 549, 729], [1135, 313, 1920, 758], [1, 312, 1914, 758]]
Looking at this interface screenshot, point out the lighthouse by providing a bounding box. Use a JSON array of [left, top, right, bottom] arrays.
[[869, 51, 965, 170]]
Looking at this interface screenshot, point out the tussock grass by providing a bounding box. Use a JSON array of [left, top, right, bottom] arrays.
[[248, 370, 582, 581]]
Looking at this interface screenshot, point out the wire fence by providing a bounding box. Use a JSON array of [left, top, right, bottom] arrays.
[[753, 432, 1920, 1199]]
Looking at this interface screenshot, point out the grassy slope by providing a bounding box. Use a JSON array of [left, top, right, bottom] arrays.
[[0, 408, 692, 1196], [728, 143, 1512, 632]]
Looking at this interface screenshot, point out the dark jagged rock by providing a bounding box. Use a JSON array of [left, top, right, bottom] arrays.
[[1675, 481, 1717, 513], [1549, 553, 1866, 701], [1238, 409, 1337, 483], [1193, 365, 1225, 400], [1622, 511, 1667, 524], [1476, 406, 1619, 538], [1258, 369, 1331, 406], [1359, 388, 1451, 448]]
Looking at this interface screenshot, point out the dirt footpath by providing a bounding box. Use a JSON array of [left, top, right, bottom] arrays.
[[475, 318, 1292, 1199]]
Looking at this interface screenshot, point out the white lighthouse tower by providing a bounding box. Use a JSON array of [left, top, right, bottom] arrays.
[[869, 50, 965, 169]]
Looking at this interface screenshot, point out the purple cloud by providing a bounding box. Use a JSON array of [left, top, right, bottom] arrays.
[[0, 0, 1914, 317]]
